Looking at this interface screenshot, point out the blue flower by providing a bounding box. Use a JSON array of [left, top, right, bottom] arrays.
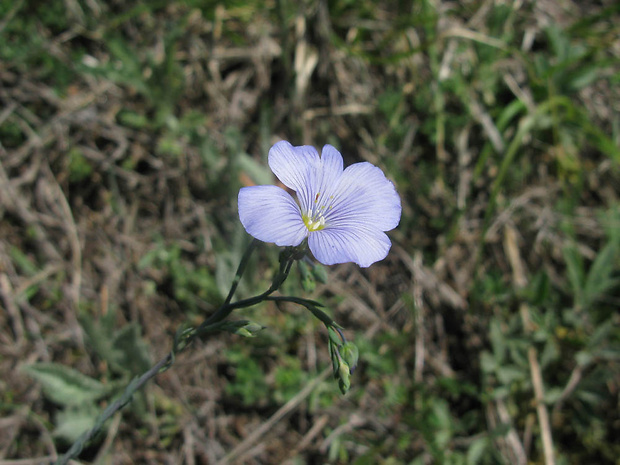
[[238, 141, 401, 267]]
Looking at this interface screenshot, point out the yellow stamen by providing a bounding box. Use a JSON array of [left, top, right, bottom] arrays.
[[303, 213, 326, 232]]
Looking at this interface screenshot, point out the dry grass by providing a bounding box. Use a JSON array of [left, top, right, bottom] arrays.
[[1, 0, 619, 463]]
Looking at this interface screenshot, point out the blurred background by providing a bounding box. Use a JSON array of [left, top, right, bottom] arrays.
[[1, 0, 619, 463]]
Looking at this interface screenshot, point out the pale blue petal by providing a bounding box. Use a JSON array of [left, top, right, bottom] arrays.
[[323, 162, 401, 232], [304, 145, 345, 213], [308, 227, 392, 267], [238, 186, 307, 246], [318, 145, 344, 187], [268, 141, 319, 210]]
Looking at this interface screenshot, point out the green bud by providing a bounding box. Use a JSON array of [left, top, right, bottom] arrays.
[[328, 341, 340, 378], [243, 322, 264, 333], [341, 342, 359, 373], [327, 326, 342, 346], [298, 260, 316, 292], [311, 263, 328, 284], [338, 363, 351, 394], [236, 321, 264, 337], [234, 327, 254, 337], [298, 259, 309, 277], [221, 320, 265, 337], [302, 275, 316, 293]]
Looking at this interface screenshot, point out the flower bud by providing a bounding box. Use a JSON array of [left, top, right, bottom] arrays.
[[221, 320, 265, 337], [341, 342, 359, 373], [338, 363, 351, 394], [311, 263, 328, 284], [298, 260, 316, 292]]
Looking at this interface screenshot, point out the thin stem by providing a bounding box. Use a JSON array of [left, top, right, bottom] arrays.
[[224, 239, 259, 307], [266, 295, 324, 308], [194, 255, 295, 338], [56, 354, 172, 465], [201, 239, 259, 327], [55, 239, 288, 465], [265, 295, 339, 330]]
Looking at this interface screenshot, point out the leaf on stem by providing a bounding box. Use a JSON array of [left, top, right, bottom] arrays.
[[22, 363, 110, 406]]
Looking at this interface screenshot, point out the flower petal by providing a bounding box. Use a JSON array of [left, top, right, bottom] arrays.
[[308, 226, 392, 267], [323, 162, 401, 232], [238, 186, 307, 246], [303, 144, 345, 213], [318, 144, 344, 186], [268, 141, 320, 210]]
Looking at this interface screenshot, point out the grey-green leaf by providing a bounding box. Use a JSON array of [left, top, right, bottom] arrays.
[[22, 362, 109, 406], [53, 404, 99, 442]]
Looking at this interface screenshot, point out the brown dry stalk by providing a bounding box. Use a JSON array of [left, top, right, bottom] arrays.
[[504, 226, 556, 465]]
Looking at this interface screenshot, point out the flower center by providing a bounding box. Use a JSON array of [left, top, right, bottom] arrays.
[[301, 191, 334, 232], [301, 192, 326, 232], [302, 213, 326, 231]]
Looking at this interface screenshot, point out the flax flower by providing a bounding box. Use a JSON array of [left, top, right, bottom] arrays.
[[238, 141, 401, 267]]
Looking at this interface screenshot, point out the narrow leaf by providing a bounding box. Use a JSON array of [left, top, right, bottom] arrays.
[[23, 363, 109, 406]]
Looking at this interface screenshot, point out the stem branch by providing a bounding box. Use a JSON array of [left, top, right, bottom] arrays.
[[56, 240, 297, 465]]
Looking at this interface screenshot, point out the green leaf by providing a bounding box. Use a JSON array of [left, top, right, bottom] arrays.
[[489, 320, 506, 362], [328, 341, 340, 378], [575, 350, 593, 367], [111, 323, 152, 375], [566, 65, 600, 92], [563, 246, 585, 307], [327, 326, 342, 345], [467, 437, 489, 465], [582, 242, 619, 308], [67, 147, 93, 182], [54, 404, 99, 442], [79, 309, 118, 367], [22, 363, 109, 406], [237, 152, 274, 186], [118, 110, 149, 129], [9, 246, 39, 276], [601, 207, 620, 243], [480, 351, 497, 373], [496, 365, 525, 385], [308, 305, 337, 328], [588, 319, 616, 349], [540, 339, 560, 368], [544, 387, 564, 404]]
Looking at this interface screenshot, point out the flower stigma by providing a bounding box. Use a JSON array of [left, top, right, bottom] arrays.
[[301, 191, 332, 232], [303, 212, 326, 231]]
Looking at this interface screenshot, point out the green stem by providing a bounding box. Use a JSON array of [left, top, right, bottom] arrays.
[[194, 254, 295, 338], [266, 295, 324, 308], [196, 239, 259, 330], [223, 239, 259, 307], [56, 354, 172, 464], [55, 239, 296, 465]]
